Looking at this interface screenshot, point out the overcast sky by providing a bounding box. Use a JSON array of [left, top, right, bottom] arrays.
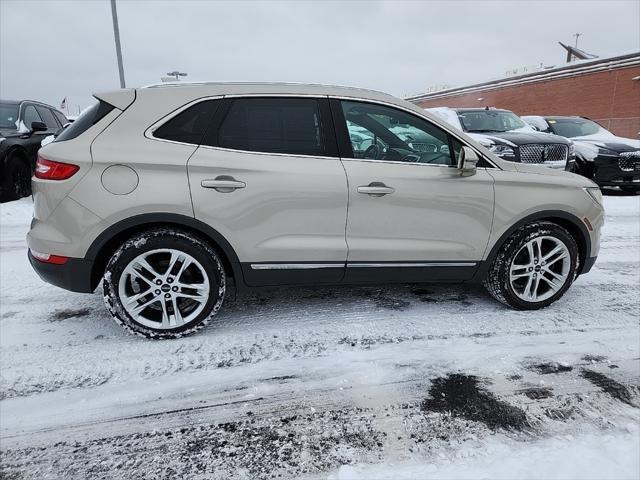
[[1, 0, 639, 112]]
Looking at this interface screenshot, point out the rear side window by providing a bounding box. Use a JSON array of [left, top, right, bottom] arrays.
[[153, 100, 219, 144], [217, 98, 325, 156], [55, 101, 115, 142]]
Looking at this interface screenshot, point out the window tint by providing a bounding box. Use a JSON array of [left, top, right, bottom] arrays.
[[218, 98, 325, 156], [154, 100, 219, 144], [53, 110, 68, 126], [36, 106, 60, 129], [547, 118, 604, 138], [22, 105, 42, 128], [341, 101, 455, 166], [55, 101, 115, 142]]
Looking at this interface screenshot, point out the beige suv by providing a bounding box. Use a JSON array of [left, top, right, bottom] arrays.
[[28, 83, 604, 338]]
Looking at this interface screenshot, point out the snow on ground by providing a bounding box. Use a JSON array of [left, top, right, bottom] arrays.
[[1, 195, 639, 479]]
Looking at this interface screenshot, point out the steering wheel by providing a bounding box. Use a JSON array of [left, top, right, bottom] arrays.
[[364, 144, 381, 160]]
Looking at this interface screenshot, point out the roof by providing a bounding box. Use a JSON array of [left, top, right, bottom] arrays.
[[406, 51, 640, 103], [137, 81, 399, 104]]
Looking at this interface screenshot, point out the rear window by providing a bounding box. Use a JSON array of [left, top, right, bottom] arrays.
[[54, 101, 115, 142], [216, 98, 325, 156], [153, 100, 219, 144]]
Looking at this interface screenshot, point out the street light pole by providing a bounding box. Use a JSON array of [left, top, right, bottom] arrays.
[[110, 0, 126, 88]]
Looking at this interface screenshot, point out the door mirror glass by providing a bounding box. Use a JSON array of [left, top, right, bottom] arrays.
[[458, 146, 479, 176], [30, 121, 48, 132]]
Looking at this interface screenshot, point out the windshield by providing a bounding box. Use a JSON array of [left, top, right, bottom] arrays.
[[458, 110, 526, 133], [0, 103, 19, 130], [547, 118, 609, 138]]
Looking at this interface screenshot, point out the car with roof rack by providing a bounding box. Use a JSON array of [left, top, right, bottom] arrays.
[[28, 82, 603, 338]]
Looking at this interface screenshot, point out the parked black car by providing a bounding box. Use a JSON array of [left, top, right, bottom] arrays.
[[426, 107, 574, 168], [522, 115, 640, 193], [0, 100, 68, 202]]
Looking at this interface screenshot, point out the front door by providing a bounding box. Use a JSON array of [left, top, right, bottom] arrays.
[[188, 96, 348, 286], [332, 99, 495, 283]]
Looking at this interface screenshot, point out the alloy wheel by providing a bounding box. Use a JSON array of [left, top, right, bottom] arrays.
[[118, 248, 210, 329], [509, 236, 571, 302]]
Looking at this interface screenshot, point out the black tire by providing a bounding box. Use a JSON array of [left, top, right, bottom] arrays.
[[103, 228, 226, 339], [483, 222, 579, 310], [1, 156, 31, 202]]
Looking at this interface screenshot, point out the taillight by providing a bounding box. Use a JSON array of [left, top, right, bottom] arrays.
[[35, 155, 79, 180], [30, 250, 69, 265]]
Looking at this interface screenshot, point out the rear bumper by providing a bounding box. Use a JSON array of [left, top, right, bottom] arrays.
[[28, 251, 95, 293]]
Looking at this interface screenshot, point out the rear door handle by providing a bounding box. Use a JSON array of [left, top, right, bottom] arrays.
[[357, 182, 395, 197], [201, 176, 246, 193]]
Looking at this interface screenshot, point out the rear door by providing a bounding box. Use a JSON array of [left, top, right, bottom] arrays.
[[332, 99, 495, 283], [186, 96, 348, 286]]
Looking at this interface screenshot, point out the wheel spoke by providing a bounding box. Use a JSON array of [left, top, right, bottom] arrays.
[[130, 295, 161, 315], [540, 273, 562, 292], [160, 298, 171, 327], [171, 296, 183, 327], [174, 257, 192, 283]]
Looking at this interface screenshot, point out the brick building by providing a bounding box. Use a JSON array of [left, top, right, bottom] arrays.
[[406, 52, 640, 138]]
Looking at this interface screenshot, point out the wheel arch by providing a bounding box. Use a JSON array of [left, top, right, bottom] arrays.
[[86, 213, 245, 291], [473, 210, 591, 282]]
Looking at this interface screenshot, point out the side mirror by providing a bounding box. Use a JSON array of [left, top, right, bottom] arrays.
[[30, 121, 48, 133], [458, 146, 479, 177]]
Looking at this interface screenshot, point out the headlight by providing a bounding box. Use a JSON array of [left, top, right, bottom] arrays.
[[568, 142, 575, 158], [488, 144, 515, 157], [584, 187, 603, 208]]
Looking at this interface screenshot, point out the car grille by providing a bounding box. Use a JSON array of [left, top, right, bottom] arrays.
[[619, 151, 640, 172], [519, 144, 569, 163]]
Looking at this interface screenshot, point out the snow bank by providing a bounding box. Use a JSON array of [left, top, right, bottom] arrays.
[[332, 425, 640, 480]]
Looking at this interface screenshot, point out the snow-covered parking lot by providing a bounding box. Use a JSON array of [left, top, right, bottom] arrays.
[[1, 195, 639, 479]]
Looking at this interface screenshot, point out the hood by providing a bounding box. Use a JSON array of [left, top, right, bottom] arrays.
[[471, 130, 571, 146], [572, 135, 640, 152], [501, 161, 598, 188]]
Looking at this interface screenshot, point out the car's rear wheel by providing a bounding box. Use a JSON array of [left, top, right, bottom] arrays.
[[103, 228, 225, 339], [483, 222, 579, 310]]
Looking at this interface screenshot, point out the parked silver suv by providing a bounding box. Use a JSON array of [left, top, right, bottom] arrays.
[[28, 83, 604, 338]]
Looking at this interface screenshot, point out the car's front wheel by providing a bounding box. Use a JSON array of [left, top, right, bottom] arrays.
[[103, 228, 226, 339], [483, 222, 579, 310]]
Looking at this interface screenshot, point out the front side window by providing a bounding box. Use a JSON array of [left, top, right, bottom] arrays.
[[458, 110, 527, 133], [218, 98, 325, 156], [35, 106, 60, 129], [341, 100, 455, 166], [22, 105, 42, 128]]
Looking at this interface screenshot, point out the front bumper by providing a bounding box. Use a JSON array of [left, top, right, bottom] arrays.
[[28, 251, 95, 293], [592, 156, 640, 187]]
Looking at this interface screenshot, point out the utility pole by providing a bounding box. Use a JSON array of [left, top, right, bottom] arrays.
[[110, 0, 126, 88]]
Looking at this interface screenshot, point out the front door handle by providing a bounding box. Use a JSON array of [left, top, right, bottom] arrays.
[[201, 175, 246, 193], [357, 182, 395, 197]]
